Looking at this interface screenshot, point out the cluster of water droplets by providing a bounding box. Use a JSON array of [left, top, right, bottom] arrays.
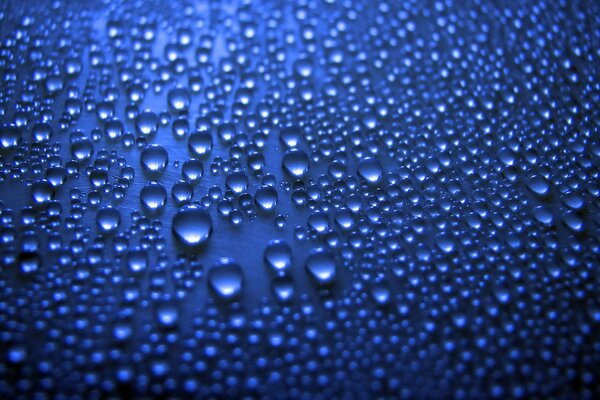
[[0, 0, 599, 398]]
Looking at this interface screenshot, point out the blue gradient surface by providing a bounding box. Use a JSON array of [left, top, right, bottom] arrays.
[[0, 0, 599, 398]]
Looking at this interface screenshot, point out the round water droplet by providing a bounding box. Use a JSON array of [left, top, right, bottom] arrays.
[[135, 110, 159, 136], [305, 249, 336, 285], [188, 132, 213, 156], [140, 182, 167, 211], [172, 206, 212, 248], [172, 181, 193, 206], [167, 87, 191, 112], [254, 185, 278, 211], [264, 239, 292, 272], [282, 149, 310, 179], [182, 158, 204, 183], [272, 275, 294, 302], [208, 258, 244, 300], [126, 249, 148, 273], [31, 179, 54, 205], [0, 125, 21, 149], [96, 206, 121, 234], [280, 126, 302, 148], [156, 302, 178, 328], [226, 171, 249, 194], [71, 138, 94, 162], [357, 157, 383, 185], [141, 144, 168, 173]]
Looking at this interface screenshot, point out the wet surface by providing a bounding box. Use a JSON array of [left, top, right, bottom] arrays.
[[1, 0, 600, 398]]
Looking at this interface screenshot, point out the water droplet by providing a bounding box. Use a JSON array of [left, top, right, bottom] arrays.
[[282, 149, 310, 179], [135, 110, 160, 136], [96, 206, 121, 234], [254, 185, 278, 211], [264, 239, 292, 273], [140, 182, 167, 211], [357, 157, 383, 185], [208, 258, 244, 300], [141, 144, 168, 173], [172, 206, 212, 248], [305, 249, 336, 285]]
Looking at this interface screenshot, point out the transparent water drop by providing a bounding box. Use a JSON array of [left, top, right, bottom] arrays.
[[96, 206, 121, 234], [141, 144, 168, 173], [167, 87, 191, 112], [188, 132, 213, 156], [357, 157, 384, 186], [126, 249, 148, 273], [264, 239, 292, 273], [172, 206, 212, 248], [254, 185, 278, 211], [135, 110, 160, 136], [0, 125, 21, 149], [226, 171, 249, 194], [208, 258, 244, 300], [305, 249, 336, 285], [140, 182, 167, 211], [271, 275, 295, 302], [282, 149, 310, 179]]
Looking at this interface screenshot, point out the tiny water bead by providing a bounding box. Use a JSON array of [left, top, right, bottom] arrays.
[[208, 258, 244, 300], [172, 206, 212, 248]]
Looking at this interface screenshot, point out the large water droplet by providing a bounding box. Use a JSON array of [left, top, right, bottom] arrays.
[[172, 206, 212, 248], [282, 149, 310, 179], [208, 258, 244, 300], [357, 157, 383, 185], [96, 206, 121, 234], [305, 249, 337, 285], [141, 144, 168, 173], [264, 239, 292, 273]]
